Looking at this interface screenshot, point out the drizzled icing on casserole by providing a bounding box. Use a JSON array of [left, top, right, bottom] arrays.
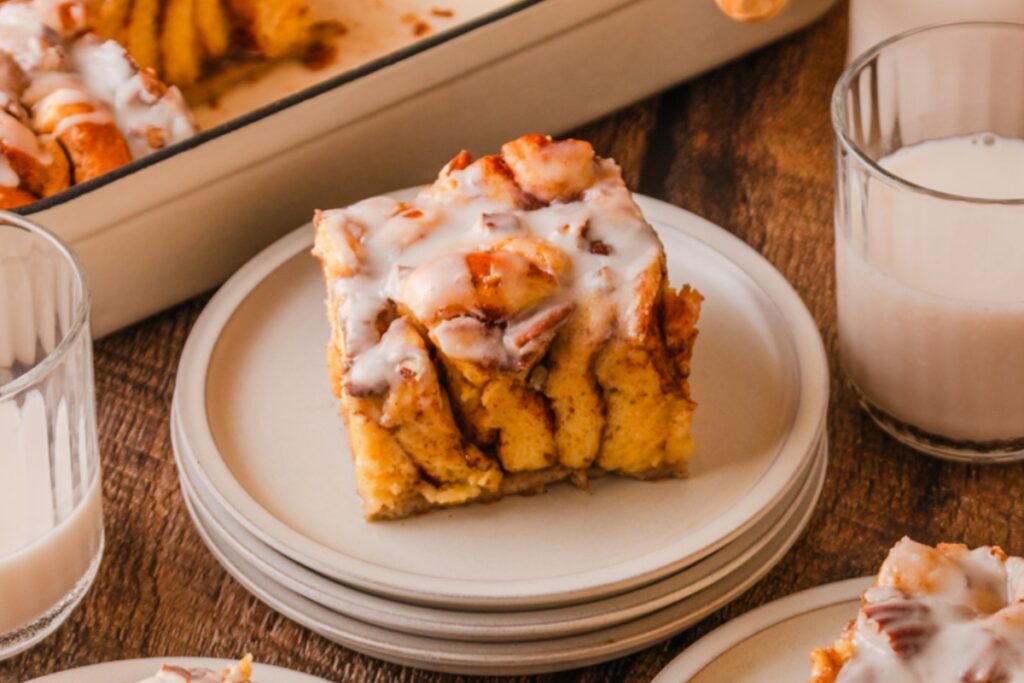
[[137, 656, 254, 683], [0, 0, 194, 187], [72, 37, 195, 157], [313, 135, 666, 395], [835, 538, 1024, 683]]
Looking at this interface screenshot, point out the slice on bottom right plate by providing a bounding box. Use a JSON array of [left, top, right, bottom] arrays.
[[658, 537, 1024, 683]]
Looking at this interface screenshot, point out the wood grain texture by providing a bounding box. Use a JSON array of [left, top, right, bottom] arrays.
[[8, 2, 1017, 681]]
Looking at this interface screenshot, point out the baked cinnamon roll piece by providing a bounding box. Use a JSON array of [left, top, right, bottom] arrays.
[[88, 0, 324, 94], [0, 110, 70, 202], [71, 37, 195, 157], [137, 655, 255, 682], [810, 538, 1024, 683], [0, 0, 195, 206], [0, 53, 70, 203], [24, 71, 131, 182], [314, 134, 702, 520]]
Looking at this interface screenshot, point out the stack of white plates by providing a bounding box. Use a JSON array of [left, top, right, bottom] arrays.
[[170, 193, 830, 676]]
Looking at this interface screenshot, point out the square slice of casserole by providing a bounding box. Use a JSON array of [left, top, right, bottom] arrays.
[[313, 134, 702, 520], [138, 656, 254, 682], [810, 537, 1024, 683]]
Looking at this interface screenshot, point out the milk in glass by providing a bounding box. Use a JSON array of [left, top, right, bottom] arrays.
[[837, 133, 1024, 443], [0, 217, 103, 657], [0, 393, 102, 636]]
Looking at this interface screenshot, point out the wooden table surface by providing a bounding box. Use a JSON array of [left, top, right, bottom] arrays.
[[9, 2, 1022, 681]]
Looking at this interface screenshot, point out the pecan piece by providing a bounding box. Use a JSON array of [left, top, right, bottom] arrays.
[[862, 599, 936, 658], [505, 301, 575, 350]]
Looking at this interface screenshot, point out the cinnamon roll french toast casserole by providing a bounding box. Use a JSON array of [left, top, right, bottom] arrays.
[[313, 134, 703, 520], [810, 538, 1024, 683], [0, 0, 326, 209], [87, 0, 334, 100], [0, 0, 195, 208], [138, 656, 254, 682]]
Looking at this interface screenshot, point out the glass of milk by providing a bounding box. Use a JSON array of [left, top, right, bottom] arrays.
[[0, 214, 103, 659], [833, 22, 1024, 461]]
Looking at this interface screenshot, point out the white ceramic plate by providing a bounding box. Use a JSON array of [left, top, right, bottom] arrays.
[[176, 447, 828, 675], [175, 417, 824, 642], [652, 577, 869, 682], [25, 658, 330, 683], [173, 191, 829, 609]]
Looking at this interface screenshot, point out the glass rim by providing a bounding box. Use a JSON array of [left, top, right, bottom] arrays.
[[831, 20, 1024, 206], [0, 212, 90, 401]]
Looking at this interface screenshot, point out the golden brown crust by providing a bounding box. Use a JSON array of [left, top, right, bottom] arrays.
[[57, 121, 133, 183], [809, 637, 853, 683], [194, 0, 231, 60], [2, 137, 71, 197], [228, 0, 311, 58], [0, 185, 38, 208], [91, 0, 328, 97], [543, 295, 615, 470], [161, 0, 202, 85], [127, 0, 161, 71]]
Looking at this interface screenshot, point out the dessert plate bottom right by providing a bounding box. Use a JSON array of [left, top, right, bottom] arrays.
[[652, 577, 870, 682]]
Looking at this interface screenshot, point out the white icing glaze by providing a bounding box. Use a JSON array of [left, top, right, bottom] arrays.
[[330, 275, 388, 357], [345, 318, 429, 395], [24, 73, 115, 136], [136, 659, 252, 683], [136, 668, 239, 683], [0, 1, 66, 73], [394, 251, 477, 323], [71, 38, 195, 158], [0, 52, 28, 96], [431, 316, 505, 366], [0, 153, 19, 186], [33, 0, 88, 37], [0, 110, 51, 164], [317, 146, 663, 391], [837, 538, 1024, 683], [20, 70, 115, 142], [50, 108, 113, 136], [23, 69, 87, 102]]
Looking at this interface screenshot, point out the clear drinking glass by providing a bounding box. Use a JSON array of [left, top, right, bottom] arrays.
[[0, 213, 104, 659], [832, 22, 1024, 462]]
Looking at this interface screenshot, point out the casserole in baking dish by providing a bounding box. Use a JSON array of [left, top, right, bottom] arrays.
[[17, 0, 836, 336]]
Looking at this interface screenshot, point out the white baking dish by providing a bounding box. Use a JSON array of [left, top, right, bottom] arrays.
[[18, 0, 837, 336]]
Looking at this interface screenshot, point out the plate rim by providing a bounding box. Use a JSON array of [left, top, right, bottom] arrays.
[[173, 415, 825, 640], [178, 444, 823, 679], [651, 576, 870, 682], [173, 190, 830, 605], [177, 446, 828, 675], [24, 657, 331, 683]]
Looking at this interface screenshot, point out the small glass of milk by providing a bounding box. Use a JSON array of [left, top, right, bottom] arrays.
[[0, 214, 103, 658], [832, 22, 1024, 462]]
